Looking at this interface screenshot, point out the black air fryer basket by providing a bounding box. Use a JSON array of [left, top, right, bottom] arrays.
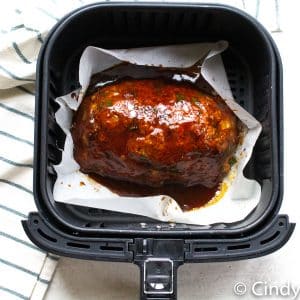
[[23, 3, 295, 299]]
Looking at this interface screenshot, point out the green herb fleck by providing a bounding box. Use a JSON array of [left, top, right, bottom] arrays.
[[191, 97, 202, 110], [139, 154, 148, 162], [97, 99, 113, 109], [175, 93, 185, 102], [105, 99, 113, 107], [228, 156, 237, 167], [128, 123, 139, 131]]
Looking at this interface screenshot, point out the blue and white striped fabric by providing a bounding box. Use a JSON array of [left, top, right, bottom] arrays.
[[0, 82, 60, 300], [0, 0, 281, 299], [0, 1, 74, 299], [0, 1, 103, 297], [0, 1, 102, 297]]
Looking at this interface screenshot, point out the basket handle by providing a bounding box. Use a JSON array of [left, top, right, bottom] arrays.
[[135, 258, 182, 299], [132, 238, 185, 299]]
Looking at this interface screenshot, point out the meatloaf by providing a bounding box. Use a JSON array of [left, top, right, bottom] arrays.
[[71, 78, 242, 188]]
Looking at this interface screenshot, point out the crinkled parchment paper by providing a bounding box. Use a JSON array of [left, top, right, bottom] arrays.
[[53, 41, 262, 225]]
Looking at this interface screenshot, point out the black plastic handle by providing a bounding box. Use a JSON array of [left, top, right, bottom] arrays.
[[131, 238, 186, 299], [135, 258, 180, 299]]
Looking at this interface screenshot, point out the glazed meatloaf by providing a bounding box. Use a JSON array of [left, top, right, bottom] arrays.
[[71, 78, 242, 188]]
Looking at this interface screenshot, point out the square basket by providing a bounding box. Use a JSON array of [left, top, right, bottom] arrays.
[[23, 3, 295, 299]]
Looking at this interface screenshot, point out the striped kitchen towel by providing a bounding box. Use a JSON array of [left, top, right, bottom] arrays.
[[0, 1, 77, 299], [0, 1, 101, 298], [0, 1, 102, 298], [0, 0, 281, 299], [0, 82, 61, 300]]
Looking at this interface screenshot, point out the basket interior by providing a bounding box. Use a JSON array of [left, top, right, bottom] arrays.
[[38, 4, 278, 234]]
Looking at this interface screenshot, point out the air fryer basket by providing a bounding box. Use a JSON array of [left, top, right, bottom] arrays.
[[23, 3, 294, 299]]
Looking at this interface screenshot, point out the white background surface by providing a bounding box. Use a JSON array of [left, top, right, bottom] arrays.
[[45, 2, 300, 300]]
